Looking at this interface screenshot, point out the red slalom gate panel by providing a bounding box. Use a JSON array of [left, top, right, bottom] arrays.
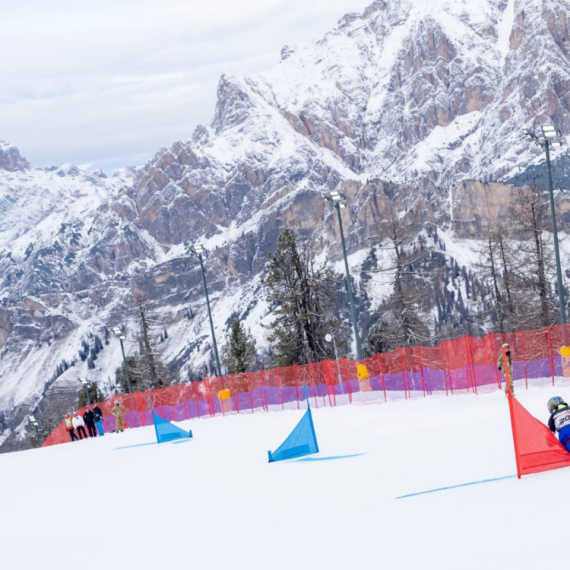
[[507, 394, 570, 478]]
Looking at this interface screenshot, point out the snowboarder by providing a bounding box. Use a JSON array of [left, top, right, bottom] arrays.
[[65, 414, 78, 442], [497, 343, 513, 394], [72, 411, 87, 440], [111, 400, 126, 433], [83, 407, 97, 438], [548, 397, 570, 452], [93, 404, 104, 436]]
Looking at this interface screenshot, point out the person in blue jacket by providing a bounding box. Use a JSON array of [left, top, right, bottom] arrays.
[[548, 397, 570, 452], [93, 404, 105, 436]]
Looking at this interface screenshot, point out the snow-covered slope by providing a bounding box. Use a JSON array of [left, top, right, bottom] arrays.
[[0, 386, 565, 569], [2, 0, 570, 450]]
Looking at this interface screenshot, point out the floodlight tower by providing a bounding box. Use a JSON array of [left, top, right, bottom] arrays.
[[323, 190, 362, 360], [111, 326, 132, 393], [185, 243, 222, 377], [523, 125, 566, 326]]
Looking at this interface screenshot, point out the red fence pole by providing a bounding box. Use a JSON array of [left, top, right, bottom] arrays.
[[137, 392, 146, 426], [507, 393, 522, 479], [345, 359, 352, 404], [205, 378, 215, 417], [246, 372, 255, 414], [260, 369, 268, 412], [278, 369, 284, 411], [293, 363, 300, 410], [326, 360, 336, 407], [398, 346, 408, 399], [193, 382, 201, 419], [487, 329, 501, 390], [418, 345, 426, 397], [465, 335, 478, 394], [310, 362, 323, 407], [444, 340, 454, 395], [376, 352, 387, 402], [440, 342, 449, 396], [547, 327, 556, 386], [520, 328, 528, 390]]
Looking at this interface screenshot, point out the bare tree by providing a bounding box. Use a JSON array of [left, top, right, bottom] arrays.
[[366, 205, 434, 350]]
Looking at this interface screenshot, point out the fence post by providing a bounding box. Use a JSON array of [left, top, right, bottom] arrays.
[[137, 392, 146, 427], [293, 363, 300, 410], [440, 342, 449, 396], [323, 360, 335, 407], [519, 328, 529, 390], [246, 372, 255, 413], [398, 346, 408, 399], [309, 362, 319, 408], [193, 382, 201, 419], [344, 359, 352, 404], [230, 374, 240, 414], [376, 352, 387, 402], [547, 327, 556, 386], [487, 329, 501, 390], [418, 345, 427, 397], [277, 369, 284, 411], [465, 335, 478, 394], [205, 378, 215, 417], [260, 369, 268, 412], [444, 340, 454, 395]]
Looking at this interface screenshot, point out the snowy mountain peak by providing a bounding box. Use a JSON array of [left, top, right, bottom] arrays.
[[0, 142, 30, 172]]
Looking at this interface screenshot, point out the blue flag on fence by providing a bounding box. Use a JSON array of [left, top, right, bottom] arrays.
[[268, 406, 319, 462], [153, 413, 193, 443]]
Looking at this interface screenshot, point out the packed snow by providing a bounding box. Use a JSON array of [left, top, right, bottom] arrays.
[[1, 384, 567, 569]]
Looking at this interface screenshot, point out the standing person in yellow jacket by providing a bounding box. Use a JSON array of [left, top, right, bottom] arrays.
[[497, 343, 514, 394], [111, 400, 126, 433]]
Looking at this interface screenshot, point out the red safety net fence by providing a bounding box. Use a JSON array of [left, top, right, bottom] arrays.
[[42, 323, 570, 448]]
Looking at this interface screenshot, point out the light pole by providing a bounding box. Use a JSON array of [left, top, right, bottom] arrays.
[[323, 191, 363, 360], [325, 332, 343, 393], [185, 243, 222, 377], [111, 326, 132, 393], [79, 377, 91, 405], [523, 125, 566, 327], [29, 415, 40, 448]]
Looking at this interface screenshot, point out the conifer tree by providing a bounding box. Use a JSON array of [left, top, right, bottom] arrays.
[[77, 383, 105, 407], [223, 318, 257, 374], [264, 229, 350, 366]]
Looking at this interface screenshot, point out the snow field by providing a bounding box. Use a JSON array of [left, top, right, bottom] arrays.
[[0, 384, 566, 569]]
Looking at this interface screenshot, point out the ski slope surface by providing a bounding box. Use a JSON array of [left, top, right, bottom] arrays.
[[1, 386, 565, 570]]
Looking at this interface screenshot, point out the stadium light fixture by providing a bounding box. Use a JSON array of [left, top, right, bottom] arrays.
[[29, 416, 40, 447]]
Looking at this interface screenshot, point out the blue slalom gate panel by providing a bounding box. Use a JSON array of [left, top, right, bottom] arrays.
[[153, 413, 193, 444], [268, 407, 319, 463]]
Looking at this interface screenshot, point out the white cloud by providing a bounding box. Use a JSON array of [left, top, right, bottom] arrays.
[[0, 0, 371, 172]]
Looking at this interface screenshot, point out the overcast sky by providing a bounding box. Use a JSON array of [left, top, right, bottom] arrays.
[[0, 0, 371, 173]]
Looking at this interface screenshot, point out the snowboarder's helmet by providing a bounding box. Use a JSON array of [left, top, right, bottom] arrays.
[[548, 396, 566, 414]]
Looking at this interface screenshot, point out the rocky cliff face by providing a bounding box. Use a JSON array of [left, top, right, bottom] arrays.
[[2, 0, 570, 451], [0, 143, 30, 172]]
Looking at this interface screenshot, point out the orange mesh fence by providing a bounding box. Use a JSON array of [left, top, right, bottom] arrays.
[[42, 324, 570, 448]]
